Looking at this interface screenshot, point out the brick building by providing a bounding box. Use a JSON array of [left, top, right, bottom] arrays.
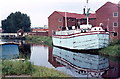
[[48, 2, 120, 40], [48, 11, 96, 36], [96, 2, 120, 40]]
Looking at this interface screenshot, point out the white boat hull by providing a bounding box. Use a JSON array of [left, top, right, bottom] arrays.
[[52, 33, 109, 50]]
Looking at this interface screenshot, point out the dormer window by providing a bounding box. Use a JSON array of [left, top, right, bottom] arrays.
[[113, 12, 118, 17]]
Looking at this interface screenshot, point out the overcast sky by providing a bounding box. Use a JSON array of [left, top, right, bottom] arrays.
[[0, 0, 120, 27]]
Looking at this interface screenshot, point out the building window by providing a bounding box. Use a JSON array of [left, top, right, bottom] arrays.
[[113, 32, 118, 36], [68, 19, 71, 21], [58, 18, 62, 22], [72, 19, 75, 22], [113, 22, 118, 27], [113, 12, 118, 17]]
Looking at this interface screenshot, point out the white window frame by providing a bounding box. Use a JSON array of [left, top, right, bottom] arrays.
[[113, 22, 118, 27], [113, 12, 118, 17], [112, 32, 118, 37], [58, 18, 62, 22]]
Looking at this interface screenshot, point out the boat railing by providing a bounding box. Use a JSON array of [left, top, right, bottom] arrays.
[[55, 29, 81, 35]]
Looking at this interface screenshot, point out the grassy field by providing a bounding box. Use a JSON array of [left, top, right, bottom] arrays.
[[25, 35, 52, 46], [99, 39, 120, 57], [2, 60, 71, 77]]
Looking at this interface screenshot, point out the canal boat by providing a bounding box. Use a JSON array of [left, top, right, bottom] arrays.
[[0, 42, 19, 59], [52, 25, 109, 50], [52, 1, 109, 50]]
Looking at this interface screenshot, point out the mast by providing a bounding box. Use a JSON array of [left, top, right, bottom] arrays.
[[65, 12, 68, 30], [86, 0, 89, 25], [65, 12, 67, 27]]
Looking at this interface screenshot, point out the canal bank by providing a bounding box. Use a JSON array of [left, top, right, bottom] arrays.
[[25, 35, 52, 46], [2, 60, 70, 77], [99, 40, 120, 57], [25, 35, 120, 57]]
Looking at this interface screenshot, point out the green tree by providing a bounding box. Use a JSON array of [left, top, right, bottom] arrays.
[[1, 11, 31, 33]]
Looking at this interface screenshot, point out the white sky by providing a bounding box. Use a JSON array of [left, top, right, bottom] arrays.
[[0, 0, 120, 27]]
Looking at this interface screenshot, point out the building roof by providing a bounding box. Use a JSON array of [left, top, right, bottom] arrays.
[[56, 11, 96, 19], [96, 2, 118, 12]]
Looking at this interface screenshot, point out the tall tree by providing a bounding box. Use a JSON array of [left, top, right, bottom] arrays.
[[1, 11, 31, 33]]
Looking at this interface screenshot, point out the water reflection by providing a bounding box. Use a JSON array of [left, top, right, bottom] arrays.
[[30, 44, 53, 68], [1, 40, 31, 60], [48, 46, 120, 78], [1, 44, 19, 59], [19, 41, 31, 59]]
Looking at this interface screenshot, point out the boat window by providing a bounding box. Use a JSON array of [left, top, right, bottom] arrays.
[[94, 28, 96, 30], [99, 28, 101, 30]]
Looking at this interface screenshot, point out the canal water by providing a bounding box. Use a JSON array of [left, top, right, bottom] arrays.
[[1, 39, 120, 78]]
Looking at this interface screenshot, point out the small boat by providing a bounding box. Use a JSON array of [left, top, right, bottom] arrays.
[[52, 1, 109, 50], [0, 42, 19, 59]]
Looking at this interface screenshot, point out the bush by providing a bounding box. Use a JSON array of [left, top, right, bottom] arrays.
[[109, 39, 120, 46], [2, 60, 70, 77], [2, 60, 34, 75], [99, 45, 120, 57]]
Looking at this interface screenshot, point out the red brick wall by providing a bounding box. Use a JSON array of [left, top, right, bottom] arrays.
[[48, 11, 64, 36], [89, 18, 96, 27], [96, 2, 119, 40], [118, 3, 120, 39], [67, 18, 76, 26]]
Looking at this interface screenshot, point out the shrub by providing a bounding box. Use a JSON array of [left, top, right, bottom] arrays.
[[2, 60, 34, 75], [109, 39, 120, 46]]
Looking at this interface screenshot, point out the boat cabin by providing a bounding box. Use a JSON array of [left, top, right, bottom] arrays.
[[91, 26, 105, 32]]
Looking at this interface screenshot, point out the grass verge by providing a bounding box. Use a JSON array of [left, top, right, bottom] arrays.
[[2, 60, 70, 77], [99, 39, 120, 57], [25, 35, 52, 46]]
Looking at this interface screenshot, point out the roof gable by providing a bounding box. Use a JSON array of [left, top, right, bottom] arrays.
[[96, 2, 118, 12], [56, 11, 96, 19]]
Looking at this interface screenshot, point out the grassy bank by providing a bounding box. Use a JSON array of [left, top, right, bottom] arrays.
[[2, 60, 70, 77], [99, 39, 120, 57], [25, 35, 52, 46]]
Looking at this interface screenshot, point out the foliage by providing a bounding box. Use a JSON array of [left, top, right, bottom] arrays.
[[2, 60, 70, 77], [32, 65, 71, 77], [2, 60, 34, 75], [99, 39, 120, 57], [99, 45, 120, 57], [1, 11, 31, 33], [109, 39, 120, 46], [26, 35, 52, 46]]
